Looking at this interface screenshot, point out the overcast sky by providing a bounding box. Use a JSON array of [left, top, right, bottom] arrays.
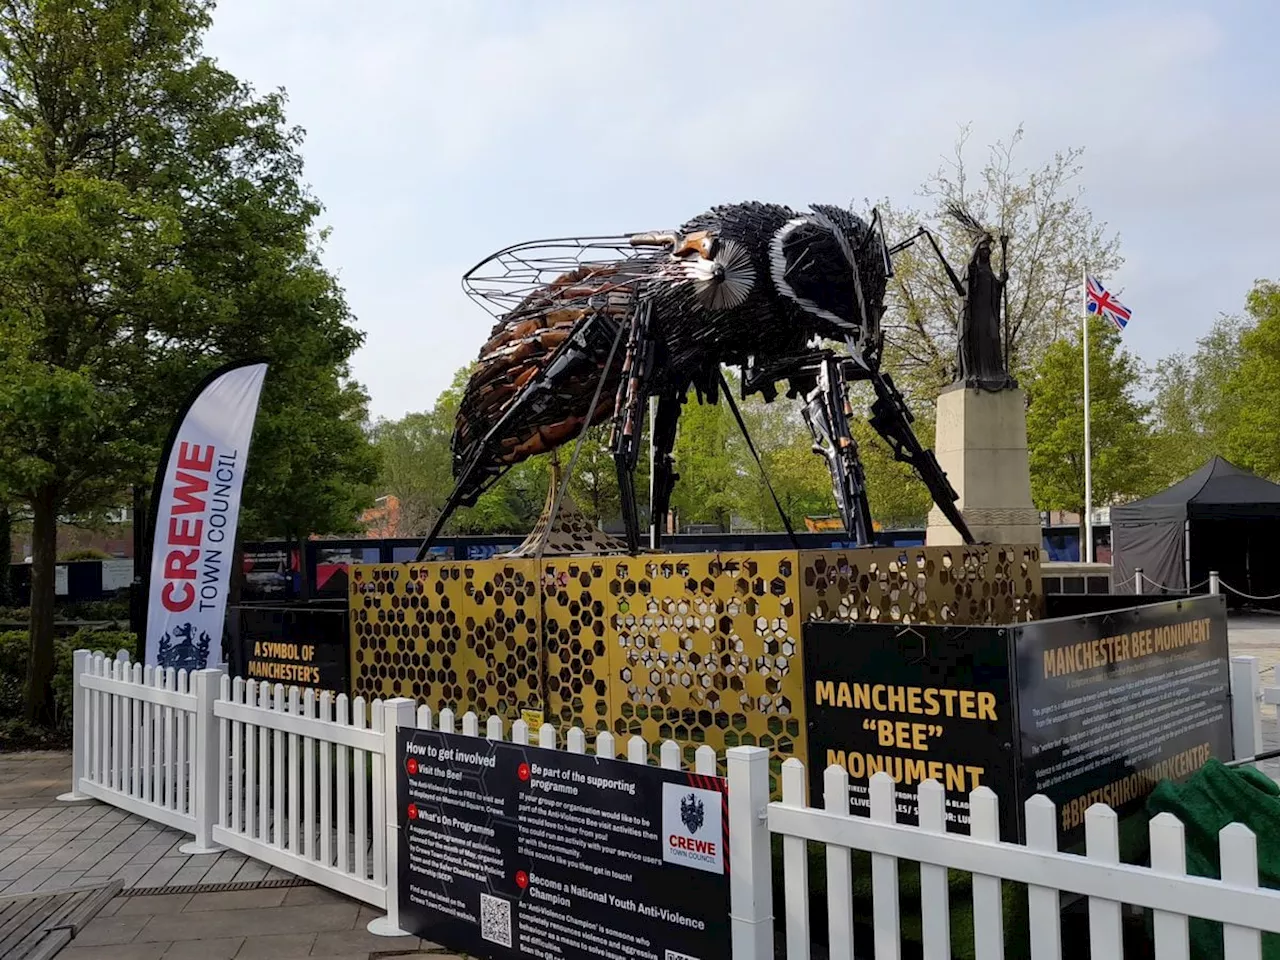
[[202, 0, 1280, 422]]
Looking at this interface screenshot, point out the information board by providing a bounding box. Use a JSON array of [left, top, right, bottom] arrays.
[[802, 622, 1019, 838], [396, 728, 730, 960], [802, 596, 1232, 847], [1016, 594, 1232, 847]]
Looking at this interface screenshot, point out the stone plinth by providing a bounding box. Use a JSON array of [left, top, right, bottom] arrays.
[[926, 385, 1041, 546]]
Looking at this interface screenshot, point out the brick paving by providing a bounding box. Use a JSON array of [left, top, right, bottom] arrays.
[[58, 885, 450, 959], [0, 754, 449, 956], [0, 753, 299, 896]]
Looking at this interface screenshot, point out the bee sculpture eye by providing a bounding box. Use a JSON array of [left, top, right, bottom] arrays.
[[689, 237, 755, 311]]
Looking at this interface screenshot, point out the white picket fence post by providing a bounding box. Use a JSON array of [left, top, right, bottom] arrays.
[[368, 696, 416, 937], [726, 746, 774, 960], [56, 648, 92, 802], [1231, 655, 1263, 760], [179, 668, 226, 855]]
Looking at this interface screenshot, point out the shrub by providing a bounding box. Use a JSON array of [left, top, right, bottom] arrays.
[[0, 628, 138, 746], [58, 548, 114, 561], [0, 598, 131, 624]]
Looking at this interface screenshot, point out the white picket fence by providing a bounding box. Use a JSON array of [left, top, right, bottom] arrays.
[[759, 762, 1280, 960], [211, 676, 389, 906], [60, 646, 1280, 958], [67, 650, 203, 839]]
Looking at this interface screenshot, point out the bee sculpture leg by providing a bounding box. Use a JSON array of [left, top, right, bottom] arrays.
[[863, 366, 976, 544], [414, 309, 627, 561], [801, 357, 875, 545], [647, 385, 687, 550], [609, 302, 657, 554]]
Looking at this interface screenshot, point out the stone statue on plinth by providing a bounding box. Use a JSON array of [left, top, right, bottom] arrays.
[[942, 208, 1008, 391], [955, 232, 1017, 391], [903, 205, 1040, 546]]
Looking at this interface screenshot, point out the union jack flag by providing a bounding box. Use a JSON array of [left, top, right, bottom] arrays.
[[1086, 276, 1131, 331]]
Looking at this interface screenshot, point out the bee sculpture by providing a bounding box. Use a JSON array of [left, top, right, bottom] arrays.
[[416, 201, 974, 557]]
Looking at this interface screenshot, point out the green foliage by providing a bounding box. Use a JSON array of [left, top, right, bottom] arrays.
[[855, 418, 935, 528], [1149, 314, 1247, 489], [371, 410, 454, 536], [1025, 317, 1153, 515], [240, 370, 380, 543], [1225, 282, 1280, 478], [375, 364, 942, 536], [670, 388, 739, 530], [372, 365, 563, 536], [0, 626, 135, 748], [877, 125, 1122, 400], [58, 547, 112, 561], [0, 0, 372, 716]]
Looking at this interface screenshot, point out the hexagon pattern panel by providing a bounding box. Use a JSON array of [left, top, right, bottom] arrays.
[[802, 544, 1043, 625], [351, 560, 543, 718], [351, 545, 1042, 792]]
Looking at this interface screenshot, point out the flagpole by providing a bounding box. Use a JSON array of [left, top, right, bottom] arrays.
[[1082, 266, 1094, 564]]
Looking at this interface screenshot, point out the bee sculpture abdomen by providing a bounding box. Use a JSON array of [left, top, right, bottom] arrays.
[[452, 265, 633, 487]]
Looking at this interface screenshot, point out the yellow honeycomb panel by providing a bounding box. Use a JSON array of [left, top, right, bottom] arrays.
[[351, 559, 541, 721], [350, 544, 1042, 797], [801, 544, 1043, 625], [541, 558, 611, 733], [607, 553, 803, 792]]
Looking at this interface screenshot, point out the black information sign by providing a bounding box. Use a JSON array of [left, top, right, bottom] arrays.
[[230, 605, 350, 695], [1016, 594, 1232, 848], [396, 728, 730, 960], [802, 596, 1232, 847], [802, 622, 1020, 839]]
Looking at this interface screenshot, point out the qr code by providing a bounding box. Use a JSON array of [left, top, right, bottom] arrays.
[[480, 893, 512, 948], [665, 952, 698, 960]]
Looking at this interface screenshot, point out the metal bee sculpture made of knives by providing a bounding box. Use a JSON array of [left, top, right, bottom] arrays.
[[415, 201, 974, 558]]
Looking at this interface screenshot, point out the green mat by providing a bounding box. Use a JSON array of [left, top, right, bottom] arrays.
[[1146, 758, 1280, 959]]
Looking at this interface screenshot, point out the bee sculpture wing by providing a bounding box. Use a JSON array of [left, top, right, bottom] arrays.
[[461, 235, 664, 319], [452, 235, 669, 497]]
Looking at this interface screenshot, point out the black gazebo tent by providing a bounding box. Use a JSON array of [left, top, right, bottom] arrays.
[[1111, 456, 1280, 599]]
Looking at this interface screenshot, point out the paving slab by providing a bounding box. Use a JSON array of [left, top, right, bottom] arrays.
[[162, 935, 246, 959], [72, 912, 152, 946], [115, 892, 194, 916], [230, 931, 314, 958], [61, 942, 172, 959], [136, 902, 362, 942], [186, 888, 287, 912]]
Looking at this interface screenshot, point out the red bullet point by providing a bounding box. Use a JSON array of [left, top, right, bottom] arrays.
[[407, 803, 418, 820], [516, 870, 529, 889], [407, 758, 419, 775], [518, 763, 530, 782]]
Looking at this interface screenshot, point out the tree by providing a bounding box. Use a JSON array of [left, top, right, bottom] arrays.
[[1149, 314, 1247, 488], [240, 367, 379, 597], [0, 500, 10, 605], [1225, 282, 1280, 478], [878, 125, 1122, 400], [853, 420, 934, 529], [670, 387, 740, 531], [371, 365, 554, 538], [1025, 316, 1152, 538], [0, 0, 368, 720], [370, 410, 454, 537]]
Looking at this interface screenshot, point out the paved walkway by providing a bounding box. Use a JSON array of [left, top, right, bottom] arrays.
[[0, 754, 450, 957], [62, 885, 451, 959], [0, 753, 295, 896]]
